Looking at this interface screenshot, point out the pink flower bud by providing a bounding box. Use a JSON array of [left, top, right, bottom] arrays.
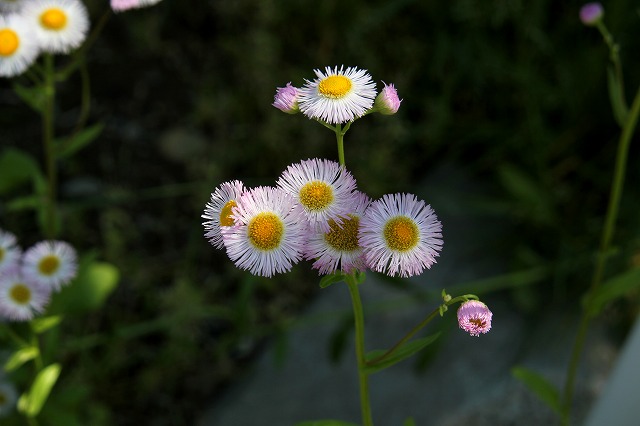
[[273, 82, 300, 114], [374, 83, 401, 115], [579, 3, 604, 26], [457, 300, 492, 337]]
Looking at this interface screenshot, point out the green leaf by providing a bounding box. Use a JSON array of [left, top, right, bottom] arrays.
[[607, 66, 628, 127], [31, 316, 63, 334], [18, 363, 62, 417], [319, 272, 346, 289], [511, 366, 561, 414], [0, 148, 42, 194], [586, 267, 640, 317], [403, 418, 417, 426], [56, 123, 104, 159], [12, 82, 46, 113], [328, 315, 353, 364], [364, 333, 441, 374], [4, 346, 39, 372], [295, 421, 359, 426], [497, 164, 555, 225]]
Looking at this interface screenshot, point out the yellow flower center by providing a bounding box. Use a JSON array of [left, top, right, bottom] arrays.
[[0, 29, 19, 57], [219, 200, 237, 227], [318, 75, 352, 98], [10, 283, 31, 305], [40, 8, 68, 31], [383, 216, 419, 251], [299, 181, 334, 211], [325, 215, 360, 252], [248, 212, 284, 251], [38, 255, 60, 276]]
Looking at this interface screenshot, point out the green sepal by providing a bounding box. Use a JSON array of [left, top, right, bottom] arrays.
[[511, 366, 561, 414], [18, 363, 62, 417], [4, 346, 39, 372], [585, 267, 640, 317], [364, 333, 441, 374], [319, 272, 346, 289], [30, 316, 63, 334]]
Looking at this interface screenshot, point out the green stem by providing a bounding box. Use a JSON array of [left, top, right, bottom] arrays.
[[561, 83, 640, 425], [336, 124, 346, 166], [346, 275, 373, 426], [42, 54, 57, 239], [596, 21, 627, 110]]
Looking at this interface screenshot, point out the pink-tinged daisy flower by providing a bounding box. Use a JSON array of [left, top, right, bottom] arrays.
[[0, 229, 21, 275], [374, 82, 401, 115], [22, 0, 89, 54], [579, 3, 604, 26], [21, 240, 77, 291], [221, 186, 308, 277], [0, 269, 50, 321], [111, 0, 162, 12], [0, 381, 18, 417], [457, 300, 493, 336], [277, 158, 358, 233], [0, 0, 27, 14], [298, 65, 377, 124], [359, 193, 443, 278], [0, 14, 39, 78], [305, 191, 371, 275], [273, 82, 300, 114], [202, 180, 246, 250]]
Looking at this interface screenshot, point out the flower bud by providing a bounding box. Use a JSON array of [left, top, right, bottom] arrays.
[[579, 2, 604, 26], [457, 300, 492, 337], [272, 82, 299, 114], [373, 83, 401, 115]]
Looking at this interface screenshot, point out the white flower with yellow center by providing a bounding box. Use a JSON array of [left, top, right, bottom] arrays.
[[202, 180, 246, 249], [21, 240, 78, 291], [360, 193, 443, 277], [305, 191, 371, 275], [0, 229, 21, 275], [0, 14, 39, 77], [0, 381, 18, 417], [221, 186, 307, 277], [0, 269, 50, 321], [23, 0, 89, 54], [277, 158, 358, 233], [298, 65, 377, 124]]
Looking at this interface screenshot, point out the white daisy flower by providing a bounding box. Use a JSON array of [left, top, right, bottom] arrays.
[[202, 180, 246, 250], [0, 269, 50, 321], [0, 14, 39, 78], [305, 191, 371, 275], [0, 0, 27, 14], [22, 240, 78, 291], [22, 0, 89, 54], [0, 381, 18, 418], [277, 158, 358, 233], [111, 0, 162, 13], [221, 186, 308, 277], [359, 193, 443, 278], [298, 65, 377, 124], [0, 229, 21, 275]]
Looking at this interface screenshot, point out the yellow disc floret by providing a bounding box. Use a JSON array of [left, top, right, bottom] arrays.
[[0, 29, 19, 57], [38, 255, 60, 276], [219, 200, 237, 227], [40, 8, 68, 31], [325, 215, 360, 252], [299, 181, 334, 211], [10, 283, 31, 305], [248, 212, 284, 251], [383, 216, 419, 251], [318, 75, 352, 98]]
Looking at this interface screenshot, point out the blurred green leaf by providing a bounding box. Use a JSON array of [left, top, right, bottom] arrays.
[[364, 333, 441, 374], [31, 316, 63, 334], [319, 272, 345, 289], [0, 148, 42, 194], [328, 315, 353, 364], [18, 363, 61, 417], [295, 421, 359, 426], [497, 164, 555, 225], [12, 82, 46, 113], [4, 346, 39, 372], [403, 417, 417, 426], [512, 366, 561, 414], [56, 123, 104, 159], [586, 267, 640, 317]]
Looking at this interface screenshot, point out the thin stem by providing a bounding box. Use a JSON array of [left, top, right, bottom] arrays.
[[336, 123, 346, 166], [596, 21, 627, 110], [42, 54, 58, 239], [561, 83, 640, 425], [346, 275, 373, 426]]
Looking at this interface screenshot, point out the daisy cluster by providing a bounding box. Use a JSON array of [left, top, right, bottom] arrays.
[[202, 158, 443, 278], [0, 0, 163, 77], [0, 228, 78, 321]]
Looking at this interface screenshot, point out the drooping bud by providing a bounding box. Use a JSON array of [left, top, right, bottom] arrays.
[[272, 82, 300, 114]]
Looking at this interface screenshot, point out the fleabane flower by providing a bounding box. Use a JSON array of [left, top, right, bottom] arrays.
[[221, 186, 308, 277], [0, 229, 21, 275], [23, 0, 89, 54], [0, 269, 50, 321], [111, 0, 162, 12], [277, 158, 358, 233], [202, 180, 246, 250], [360, 193, 443, 277], [374, 82, 401, 115], [22, 240, 77, 291], [0, 381, 18, 417], [0, 14, 39, 77], [579, 2, 604, 26], [273, 82, 299, 114], [298, 65, 377, 124], [305, 191, 371, 275], [457, 300, 493, 337]]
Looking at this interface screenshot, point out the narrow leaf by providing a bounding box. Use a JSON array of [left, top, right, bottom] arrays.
[[319, 272, 345, 289], [364, 333, 441, 374], [12, 82, 46, 113], [56, 123, 104, 159], [0, 149, 41, 194], [586, 267, 640, 317], [30, 316, 63, 334], [607, 66, 628, 127], [19, 363, 62, 417], [511, 366, 561, 414], [4, 346, 39, 372]]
